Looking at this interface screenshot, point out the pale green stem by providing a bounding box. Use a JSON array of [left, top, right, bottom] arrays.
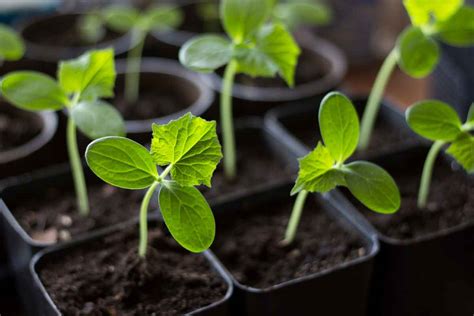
[[282, 190, 309, 246], [139, 181, 160, 258], [359, 48, 399, 151], [125, 29, 146, 104], [221, 59, 238, 180], [418, 140, 445, 209]]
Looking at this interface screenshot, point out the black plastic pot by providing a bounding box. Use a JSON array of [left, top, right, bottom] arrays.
[[209, 184, 378, 316], [328, 146, 474, 316], [30, 219, 233, 316], [264, 95, 422, 158], [18, 13, 133, 63]]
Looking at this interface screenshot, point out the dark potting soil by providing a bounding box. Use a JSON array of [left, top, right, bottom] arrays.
[[12, 184, 144, 244], [0, 104, 41, 152], [350, 159, 474, 240], [22, 14, 121, 47], [200, 133, 295, 200], [212, 197, 367, 289], [39, 227, 227, 315]]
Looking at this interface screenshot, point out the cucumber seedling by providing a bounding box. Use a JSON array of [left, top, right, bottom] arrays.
[[406, 100, 473, 209], [272, 0, 331, 31], [0, 23, 25, 65], [180, 0, 301, 180], [86, 113, 223, 257], [283, 92, 401, 245], [0, 49, 125, 216], [359, 1, 474, 150]]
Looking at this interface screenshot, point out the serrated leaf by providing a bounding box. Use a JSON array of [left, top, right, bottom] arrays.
[[221, 0, 273, 43], [71, 100, 125, 140], [406, 100, 462, 141], [343, 161, 400, 214], [397, 26, 439, 78], [0, 71, 68, 111], [179, 35, 233, 73], [102, 5, 139, 32], [435, 6, 474, 47], [292, 142, 344, 195], [273, 1, 331, 30], [403, 0, 463, 26], [138, 5, 183, 31], [319, 92, 359, 163], [159, 181, 215, 253], [447, 132, 474, 173], [58, 49, 116, 100], [0, 24, 25, 61], [150, 113, 222, 187], [86, 136, 158, 189], [235, 23, 300, 86]]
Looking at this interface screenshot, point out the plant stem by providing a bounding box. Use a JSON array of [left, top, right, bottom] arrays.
[[282, 190, 309, 246], [125, 29, 146, 104], [418, 140, 445, 209], [221, 59, 238, 180], [359, 48, 399, 151], [139, 181, 160, 258], [67, 116, 89, 216]]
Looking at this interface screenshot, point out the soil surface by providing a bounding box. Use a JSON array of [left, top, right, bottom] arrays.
[[39, 226, 227, 315], [12, 183, 144, 244], [212, 196, 367, 289], [349, 157, 474, 240], [0, 104, 41, 152]]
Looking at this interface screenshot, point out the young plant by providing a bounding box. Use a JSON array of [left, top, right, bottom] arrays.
[[180, 0, 301, 180], [99, 5, 183, 103], [358, 1, 474, 150], [77, 11, 106, 44], [283, 92, 401, 245], [85, 113, 222, 257], [0, 24, 25, 65], [272, 0, 331, 31], [0, 49, 125, 216], [406, 101, 473, 209]]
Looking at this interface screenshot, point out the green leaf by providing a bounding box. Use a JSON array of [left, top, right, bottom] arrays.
[[467, 103, 474, 124], [318, 92, 359, 163], [221, 0, 273, 43], [291, 142, 344, 195], [77, 13, 106, 44], [86, 136, 158, 189], [396, 26, 440, 78], [406, 100, 462, 141], [179, 35, 233, 73], [273, 1, 331, 30], [138, 5, 183, 31], [0, 24, 25, 61], [235, 23, 301, 86], [435, 6, 474, 47], [0, 71, 68, 111], [102, 5, 139, 32], [343, 161, 400, 214], [403, 0, 463, 26], [159, 181, 215, 253], [58, 48, 116, 100], [71, 100, 125, 140], [447, 132, 474, 173], [150, 113, 222, 187]]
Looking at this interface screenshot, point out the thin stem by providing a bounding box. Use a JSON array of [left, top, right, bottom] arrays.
[[281, 190, 309, 246], [418, 140, 445, 209], [139, 181, 160, 258], [221, 59, 238, 180], [125, 29, 146, 104], [359, 48, 399, 151], [158, 164, 173, 181]]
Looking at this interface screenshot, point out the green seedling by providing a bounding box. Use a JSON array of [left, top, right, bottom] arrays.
[[98, 4, 183, 103], [359, 0, 474, 150], [283, 92, 401, 245], [0, 24, 25, 65], [406, 101, 474, 209], [0, 49, 125, 216], [272, 0, 331, 31], [77, 11, 106, 44], [86, 113, 222, 257], [180, 0, 301, 180]]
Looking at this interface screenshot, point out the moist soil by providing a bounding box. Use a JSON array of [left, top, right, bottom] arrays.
[[211, 196, 367, 289], [12, 183, 144, 244], [39, 227, 227, 315], [0, 104, 41, 152], [349, 158, 474, 240]]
